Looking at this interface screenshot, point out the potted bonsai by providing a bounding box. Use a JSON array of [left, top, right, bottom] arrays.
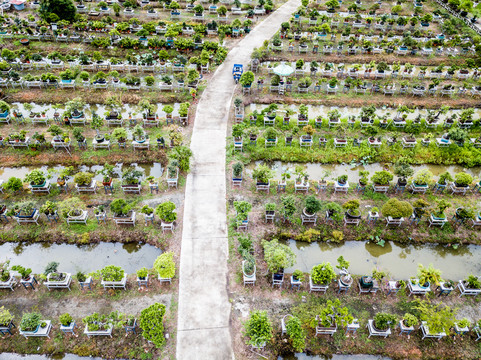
[[265, 203, 275, 218], [19, 312, 42, 333], [24, 169, 47, 188], [432, 199, 451, 220], [372, 313, 397, 334], [336, 256, 352, 287], [0, 306, 14, 333], [154, 252, 176, 282], [59, 313, 74, 332], [232, 162, 243, 182], [155, 201, 177, 225], [400, 313, 418, 333], [112, 127, 128, 145], [454, 172, 473, 188], [303, 195, 322, 218], [311, 262, 336, 287], [358, 170, 369, 187], [412, 169, 433, 188], [234, 201, 252, 229], [141, 205, 154, 223], [110, 199, 132, 219], [371, 170, 393, 187], [252, 164, 273, 186], [417, 264, 442, 288], [437, 171, 453, 189], [343, 200, 361, 219], [394, 159, 413, 187], [262, 239, 296, 284], [12, 265, 33, 282], [381, 198, 413, 219], [136, 267, 149, 282], [74, 172, 95, 189]]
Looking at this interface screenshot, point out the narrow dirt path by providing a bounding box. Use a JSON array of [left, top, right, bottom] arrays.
[[176, 1, 301, 359]]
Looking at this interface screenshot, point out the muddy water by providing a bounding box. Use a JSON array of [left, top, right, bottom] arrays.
[[0, 242, 161, 274], [0, 163, 163, 183], [280, 355, 391, 360], [11, 102, 181, 118], [282, 240, 481, 280], [245, 104, 481, 120], [245, 161, 481, 183]]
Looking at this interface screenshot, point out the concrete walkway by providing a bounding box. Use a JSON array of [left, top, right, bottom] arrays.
[[176, 0, 300, 359]]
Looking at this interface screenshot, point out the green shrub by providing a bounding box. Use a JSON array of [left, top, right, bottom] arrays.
[[0, 306, 14, 326], [136, 267, 149, 279], [454, 172, 473, 187], [153, 252, 176, 279], [286, 316, 306, 352], [252, 164, 273, 183], [243, 310, 272, 347], [74, 172, 94, 186], [110, 199, 131, 216], [373, 313, 397, 331], [371, 170, 393, 185], [59, 313, 73, 327], [155, 201, 177, 222], [4, 177, 23, 192], [139, 303, 166, 348], [99, 265, 124, 282], [304, 195, 321, 215], [413, 169, 433, 186], [261, 239, 295, 273], [402, 313, 418, 328], [24, 170, 46, 186], [20, 312, 41, 331], [381, 198, 413, 218], [311, 262, 336, 285]]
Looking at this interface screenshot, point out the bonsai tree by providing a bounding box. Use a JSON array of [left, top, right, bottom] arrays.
[[58, 197, 86, 218], [74, 172, 94, 186], [4, 177, 23, 192], [415, 300, 455, 334], [11, 265, 32, 280], [19, 312, 42, 332], [316, 299, 353, 328], [122, 168, 142, 185], [110, 199, 131, 217], [140, 205, 154, 216], [437, 171, 453, 186], [381, 198, 413, 218], [412, 199, 430, 218], [304, 195, 321, 216], [311, 262, 336, 285], [234, 201, 252, 225], [0, 306, 14, 327], [252, 164, 273, 184], [464, 274, 481, 289], [261, 239, 296, 274], [139, 303, 166, 348], [358, 170, 369, 186], [280, 195, 297, 220], [454, 172, 473, 187], [243, 310, 272, 347], [155, 201, 177, 223], [285, 316, 306, 352], [417, 264, 442, 287], [153, 252, 176, 279], [111, 127, 128, 143], [402, 313, 418, 328], [432, 199, 451, 219], [394, 158, 413, 185], [373, 313, 397, 331], [98, 265, 124, 282], [24, 170, 47, 186], [413, 169, 433, 186], [239, 71, 255, 87], [343, 199, 360, 217], [232, 162, 243, 179], [371, 170, 393, 185], [59, 313, 73, 327], [136, 267, 148, 280]]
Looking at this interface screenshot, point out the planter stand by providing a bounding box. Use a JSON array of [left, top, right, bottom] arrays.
[[60, 321, 76, 335], [149, 182, 159, 194], [367, 212, 379, 224], [272, 272, 284, 288], [345, 319, 360, 335], [137, 275, 149, 287], [367, 320, 391, 338], [334, 180, 349, 194], [101, 276, 127, 290], [124, 319, 137, 334], [45, 273, 72, 291], [315, 318, 337, 336], [474, 326, 481, 341], [301, 213, 317, 225], [0, 321, 15, 335], [29, 181, 51, 194], [144, 213, 154, 226], [161, 221, 175, 233], [0, 276, 17, 291], [408, 280, 431, 296], [20, 320, 52, 338], [232, 178, 243, 188], [457, 280, 481, 297], [67, 210, 88, 225], [15, 210, 40, 225], [421, 321, 446, 340], [309, 276, 328, 293], [454, 323, 469, 335], [103, 183, 114, 194], [290, 276, 302, 290], [84, 325, 113, 337], [242, 260, 256, 286], [386, 216, 404, 227], [398, 320, 414, 336], [75, 181, 97, 194], [337, 279, 351, 293], [294, 182, 309, 193], [436, 282, 454, 296], [385, 281, 401, 295], [79, 276, 92, 290], [95, 213, 107, 224], [358, 278, 379, 294], [121, 184, 142, 195], [158, 274, 172, 285], [113, 212, 136, 226], [20, 276, 38, 290], [429, 214, 448, 228]]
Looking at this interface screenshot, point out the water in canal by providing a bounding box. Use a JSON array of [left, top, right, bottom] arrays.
[[0, 242, 161, 274], [283, 240, 481, 280]]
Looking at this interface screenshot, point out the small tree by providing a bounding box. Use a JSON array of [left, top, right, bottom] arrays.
[[239, 71, 255, 87], [155, 201, 177, 223], [243, 311, 272, 347], [286, 316, 306, 352], [381, 198, 413, 218], [311, 262, 336, 285], [139, 303, 166, 348], [261, 239, 296, 273], [153, 252, 175, 279]]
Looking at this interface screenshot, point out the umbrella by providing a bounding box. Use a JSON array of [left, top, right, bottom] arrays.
[[273, 63, 294, 77]]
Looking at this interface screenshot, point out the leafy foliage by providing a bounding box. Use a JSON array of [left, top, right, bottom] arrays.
[[98, 265, 124, 282], [286, 316, 306, 352], [311, 262, 336, 285], [243, 310, 272, 347], [139, 303, 166, 348], [153, 252, 176, 279], [261, 239, 295, 273]]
